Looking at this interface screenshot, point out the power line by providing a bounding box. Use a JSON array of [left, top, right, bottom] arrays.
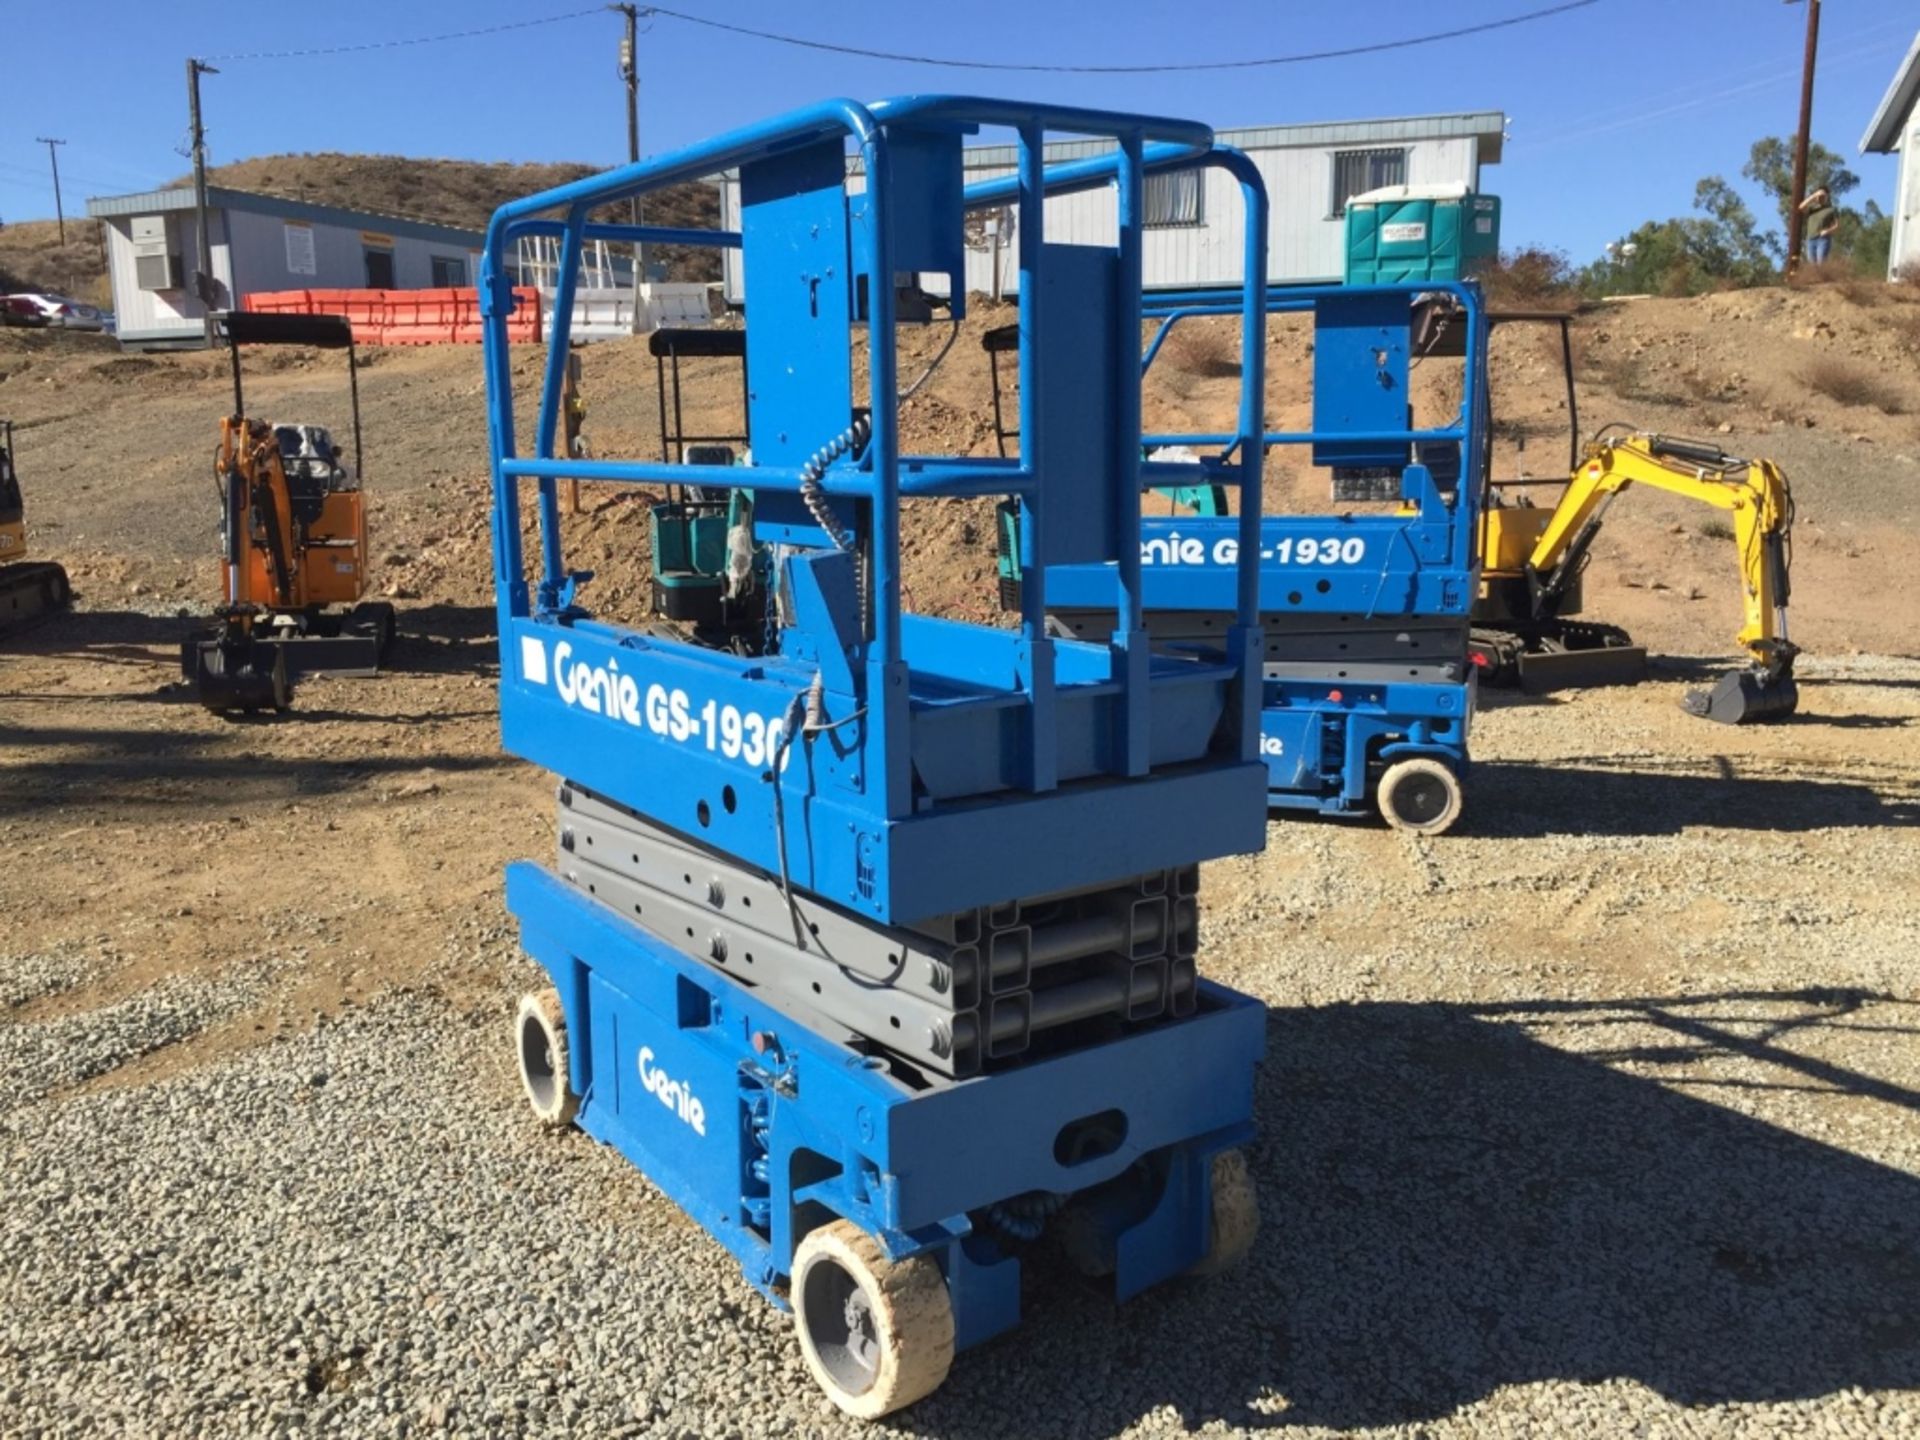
[[637, 0, 1603, 73], [1514, 14, 1913, 150], [200, 6, 605, 63], [195, 0, 1601, 73], [1518, 31, 1911, 153], [0, 156, 109, 184]]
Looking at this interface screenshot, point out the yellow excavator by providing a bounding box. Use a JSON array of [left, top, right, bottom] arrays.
[[1463, 310, 1798, 724], [0, 418, 73, 631]]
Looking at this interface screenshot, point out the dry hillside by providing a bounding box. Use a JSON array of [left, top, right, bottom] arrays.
[[190, 153, 722, 280], [0, 218, 112, 307], [0, 153, 722, 302]]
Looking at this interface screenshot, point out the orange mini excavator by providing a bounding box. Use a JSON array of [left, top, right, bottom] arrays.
[[181, 312, 394, 711]]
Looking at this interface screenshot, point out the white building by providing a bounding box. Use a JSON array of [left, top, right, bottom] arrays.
[[86, 186, 488, 348], [1863, 29, 1920, 280], [719, 111, 1505, 304]]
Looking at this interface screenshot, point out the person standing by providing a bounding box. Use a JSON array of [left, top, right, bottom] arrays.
[[1798, 187, 1840, 265]]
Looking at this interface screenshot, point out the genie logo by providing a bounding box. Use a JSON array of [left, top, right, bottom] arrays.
[[519, 632, 790, 767], [553, 639, 644, 726], [520, 635, 641, 725], [637, 1045, 707, 1136]]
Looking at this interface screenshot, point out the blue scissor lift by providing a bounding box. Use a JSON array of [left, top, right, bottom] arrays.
[[482, 98, 1274, 1417], [1028, 282, 1488, 834]]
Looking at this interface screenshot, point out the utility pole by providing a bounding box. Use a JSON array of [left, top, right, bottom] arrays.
[[34, 138, 68, 246], [611, 3, 647, 330], [187, 57, 220, 347], [1784, 0, 1821, 278]]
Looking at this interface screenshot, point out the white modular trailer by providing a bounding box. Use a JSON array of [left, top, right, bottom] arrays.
[[1862, 29, 1920, 280], [85, 186, 489, 348], [718, 111, 1504, 303]]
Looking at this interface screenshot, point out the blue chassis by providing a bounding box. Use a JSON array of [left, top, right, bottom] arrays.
[[1260, 676, 1471, 818], [511, 864, 1263, 1349], [481, 96, 1276, 1370]]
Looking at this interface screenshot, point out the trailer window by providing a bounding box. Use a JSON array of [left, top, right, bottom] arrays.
[[430, 255, 467, 287], [1331, 148, 1407, 217], [1143, 169, 1202, 229]]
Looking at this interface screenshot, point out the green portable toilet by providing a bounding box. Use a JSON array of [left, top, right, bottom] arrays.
[[1344, 183, 1501, 284]]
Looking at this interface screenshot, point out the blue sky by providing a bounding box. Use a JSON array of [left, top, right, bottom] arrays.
[[2, 0, 1913, 261]]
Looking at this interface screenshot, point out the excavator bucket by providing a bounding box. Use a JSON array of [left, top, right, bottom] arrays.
[[1682, 666, 1799, 725], [184, 631, 294, 713]]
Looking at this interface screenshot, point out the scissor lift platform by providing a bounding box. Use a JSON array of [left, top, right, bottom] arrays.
[[485, 96, 1276, 1416]]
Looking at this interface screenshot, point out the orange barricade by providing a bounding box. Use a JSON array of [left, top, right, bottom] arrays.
[[241, 286, 542, 345], [240, 290, 314, 314]]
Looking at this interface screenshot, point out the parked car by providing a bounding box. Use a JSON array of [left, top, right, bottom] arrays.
[[4, 293, 107, 331], [1, 295, 50, 328]]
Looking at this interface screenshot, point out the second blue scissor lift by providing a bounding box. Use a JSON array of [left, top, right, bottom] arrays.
[[482, 98, 1278, 1417], [1001, 278, 1488, 834]]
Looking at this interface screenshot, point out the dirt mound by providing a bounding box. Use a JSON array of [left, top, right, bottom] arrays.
[[4, 279, 1917, 662]]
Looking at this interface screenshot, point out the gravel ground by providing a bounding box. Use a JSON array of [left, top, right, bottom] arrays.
[[7, 694, 1919, 1440], [4, 641, 1916, 1436], [4, 985, 1915, 1439]]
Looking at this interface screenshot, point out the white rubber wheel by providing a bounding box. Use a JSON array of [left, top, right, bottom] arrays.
[[1188, 1149, 1259, 1278], [514, 987, 579, 1128], [791, 1220, 954, 1419], [1377, 756, 1464, 836]]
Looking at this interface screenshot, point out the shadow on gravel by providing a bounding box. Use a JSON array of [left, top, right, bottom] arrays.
[[1801, 673, 1920, 692], [918, 988, 1920, 1436], [0, 726, 511, 817], [1807, 711, 1917, 730], [9, 604, 501, 682], [1469, 758, 1919, 834], [9, 607, 199, 667], [392, 603, 499, 679]]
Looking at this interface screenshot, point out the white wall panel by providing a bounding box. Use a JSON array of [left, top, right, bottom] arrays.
[[720, 124, 1494, 303]]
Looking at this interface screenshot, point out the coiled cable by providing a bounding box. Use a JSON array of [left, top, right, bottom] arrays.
[[794, 413, 873, 634], [797, 413, 869, 554]]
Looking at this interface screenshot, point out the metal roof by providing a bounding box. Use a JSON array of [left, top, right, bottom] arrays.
[[842, 110, 1506, 174], [1862, 29, 1920, 153], [84, 186, 485, 248]]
